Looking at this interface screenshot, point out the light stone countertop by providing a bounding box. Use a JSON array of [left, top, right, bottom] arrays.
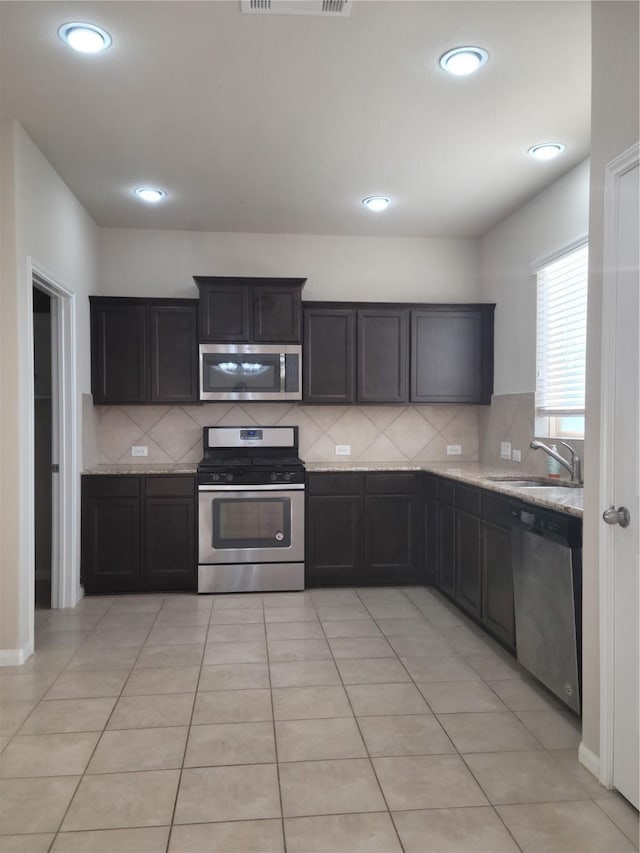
[[83, 464, 198, 475], [305, 461, 584, 518], [83, 461, 583, 517]]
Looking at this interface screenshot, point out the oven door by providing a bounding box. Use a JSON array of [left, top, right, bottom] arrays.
[[199, 484, 305, 565]]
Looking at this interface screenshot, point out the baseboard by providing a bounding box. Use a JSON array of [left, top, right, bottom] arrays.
[[579, 742, 601, 779], [0, 642, 33, 666]]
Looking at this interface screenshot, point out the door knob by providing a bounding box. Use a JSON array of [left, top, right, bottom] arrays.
[[602, 506, 631, 528]]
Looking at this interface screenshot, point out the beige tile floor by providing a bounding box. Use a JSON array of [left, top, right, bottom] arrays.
[[1, 586, 638, 853]]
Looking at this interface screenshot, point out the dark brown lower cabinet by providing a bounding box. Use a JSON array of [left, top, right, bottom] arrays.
[[364, 493, 420, 585], [82, 475, 196, 594], [437, 502, 456, 597], [455, 509, 482, 618], [305, 471, 421, 586], [430, 475, 516, 652], [306, 494, 362, 587]]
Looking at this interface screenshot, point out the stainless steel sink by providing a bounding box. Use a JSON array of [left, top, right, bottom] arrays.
[[486, 477, 582, 489]]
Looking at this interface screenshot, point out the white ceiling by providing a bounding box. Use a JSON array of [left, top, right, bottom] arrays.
[[0, 1, 591, 238]]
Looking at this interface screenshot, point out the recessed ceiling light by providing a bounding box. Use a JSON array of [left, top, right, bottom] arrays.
[[527, 143, 567, 161], [439, 46, 488, 76], [361, 196, 391, 212], [58, 22, 112, 54], [133, 187, 167, 203]]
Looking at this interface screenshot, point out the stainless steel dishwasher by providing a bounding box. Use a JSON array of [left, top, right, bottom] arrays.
[[510, 503, 582, 714]]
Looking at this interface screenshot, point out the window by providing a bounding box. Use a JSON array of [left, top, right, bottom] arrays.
[[535, 241, 588, 439]]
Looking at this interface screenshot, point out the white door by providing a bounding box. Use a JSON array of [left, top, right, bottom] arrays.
[[607, 155, 639, 808]]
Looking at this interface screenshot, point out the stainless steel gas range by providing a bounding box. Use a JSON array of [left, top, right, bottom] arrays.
[[197, 426, 305, 593]]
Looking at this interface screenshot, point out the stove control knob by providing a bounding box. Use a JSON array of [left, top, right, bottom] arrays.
[[226, 474, 234, 483], [270, 473, 277, 482], [283, 472, 291, 481], [212, 474, 220, 482]]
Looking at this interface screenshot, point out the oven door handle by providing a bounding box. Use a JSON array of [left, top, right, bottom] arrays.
[[198, 484, 305, 491]]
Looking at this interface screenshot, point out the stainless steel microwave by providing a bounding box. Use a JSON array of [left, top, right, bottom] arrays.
[[199, 343, 302, 402]]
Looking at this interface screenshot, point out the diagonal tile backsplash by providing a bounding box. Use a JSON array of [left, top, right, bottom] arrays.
[[90, 402, 482, 467]]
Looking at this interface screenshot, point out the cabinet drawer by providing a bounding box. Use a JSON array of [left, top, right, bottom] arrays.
[[307, 473, 364, 496], [438, 479, 455, 505], [144, 476, 196, 497], [456, 484, 481, 516], [82, 476, 141, 498], [365, 473, 418, 495], [482, 492, 513, 528]]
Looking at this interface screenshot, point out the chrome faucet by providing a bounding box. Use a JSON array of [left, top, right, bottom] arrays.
[[529, 440, 582, 484]]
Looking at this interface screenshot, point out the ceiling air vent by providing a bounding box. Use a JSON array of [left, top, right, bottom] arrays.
[[241, 0, 352, 16]]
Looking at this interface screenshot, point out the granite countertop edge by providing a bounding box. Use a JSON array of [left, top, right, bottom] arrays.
[[82, 461, 583, 517], [305, 461, 584, 517]]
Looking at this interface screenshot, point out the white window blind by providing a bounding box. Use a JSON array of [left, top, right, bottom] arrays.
[[535, 242, 588, 416]]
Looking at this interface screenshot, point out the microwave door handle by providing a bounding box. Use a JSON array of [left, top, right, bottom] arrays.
[[280, 352, 286, 391]]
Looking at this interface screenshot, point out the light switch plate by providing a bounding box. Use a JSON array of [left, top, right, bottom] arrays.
[[446, 444, 462, 456], [335, 445, 351, 456], [500, 441, 512, 460], [131, 446, 148, 457], [512, 448, 522, 462]]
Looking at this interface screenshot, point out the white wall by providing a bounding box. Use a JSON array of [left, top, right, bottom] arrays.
[[582, 1, 640, 760], [479, 159, 590, 396], [0, 120, 98, 657], [98, 228, 480, 302]]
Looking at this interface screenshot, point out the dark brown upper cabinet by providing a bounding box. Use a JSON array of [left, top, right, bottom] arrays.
[[90, 297, 198, 405], [303, 302, 494, 405], [411, 306, 494, 404], [357, 309, 408, 403], [194, 277, 305, 343], [303, 309, 356, 404]]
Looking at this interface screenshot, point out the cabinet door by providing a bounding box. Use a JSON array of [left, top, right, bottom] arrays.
[[364, 494, 419, 585], [143, 498, 196, 591], [455, 509, 482, 617], [149, 305, 198, 403], [482, 521, 515, 649], [198, 284, 250, 342], [437, 501, 456, 597], [357, 309, 408, 403], [254, 286, 301, 342], [82, 499, 141, 593], [91, 302, 147, 404], [424, 493, 438, 585], [411, 309, 492, 404], [306, 495, 362, 587], [303, 309, 355, 403]]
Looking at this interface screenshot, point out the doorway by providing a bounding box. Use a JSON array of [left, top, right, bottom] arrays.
[[27, 262, 79, 636], [33, 286, 53, 610], [598, 143, 639, 809]]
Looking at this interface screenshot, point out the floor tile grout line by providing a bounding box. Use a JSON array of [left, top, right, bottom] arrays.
[[315, 589, 407, 853], [164, 596, 211, 853], [262, 597, 289, 853], [591, 797, 640, 847]]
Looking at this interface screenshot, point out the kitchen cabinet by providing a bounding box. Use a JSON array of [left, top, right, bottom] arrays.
[[302, 305, 409, 404], [423, 474, 438, 585], [82, 475, 196, 593], [454, 484, 482, 618], [357, 309, 408, 403], [411, 307, 494, 404], [302, 301, 494, 405], [305, 471, 421, 586], [90, 298, 198, 405], [303, 309, 355, 404], [306, 473, 363, 586], [364, 473, 421, 584], [481, 493, 515, 648], [195, 277, 305, 343], [428, 474, 515, 651]]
